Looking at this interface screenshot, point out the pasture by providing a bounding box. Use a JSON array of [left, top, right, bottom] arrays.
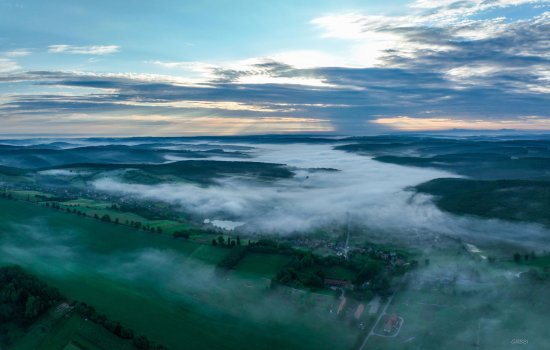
[[362, 250, 550, 350], [235, 253, 291, 277], [0, 198, 358, 350], [10, 311, 134, 350], [8, 190, 54, 202], [57, 198, 192, 235]]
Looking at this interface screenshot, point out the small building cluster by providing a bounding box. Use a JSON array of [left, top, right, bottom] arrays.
[[383, 314, 401, 334]]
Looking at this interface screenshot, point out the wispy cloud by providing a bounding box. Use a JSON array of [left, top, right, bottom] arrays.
[[114, 100, 297, 113], [0, 112, 332, 136], [372, 115, 550, 131], [1, 1, 548, 135], [149, 58, 336, 87], [48, 44, 120, 55], [4, 49, 31, 57], [0, 58, 20, 73], [311, 5, 549, 68]]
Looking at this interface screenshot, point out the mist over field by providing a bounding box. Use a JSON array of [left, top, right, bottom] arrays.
[[0, 205, 357, 350], [0, 221, 264, 310], [2, 136, 550, 350], [2, 0, 549, 348], [93, 143, 550, 249]]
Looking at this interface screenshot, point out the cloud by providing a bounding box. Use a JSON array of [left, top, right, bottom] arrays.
[[410, 0, 544, 12], [114, 99, 296, 113], [150, 58, 336, 87], [4, 49, 31, 57], [149, 60, 217, 73], [372, 115, 550, 131], [0, 111, 333, 136], [311, 5, 549, 70], [0, 2, 548, 135], [92, 142, 550, 249], [48, 44, 120, 55], [0, 58, 20, 73], [0, 61, 548, 135]]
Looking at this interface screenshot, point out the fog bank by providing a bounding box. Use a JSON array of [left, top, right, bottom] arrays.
[[94, 143, 550, 248]]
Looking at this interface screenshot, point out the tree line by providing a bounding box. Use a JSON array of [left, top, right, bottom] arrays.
[[0, 265, 62, 327], [214, 238, 292, 274], [75, 302, 168, 350], [0, 265, 169, 350], [0, 266, 63, 346]]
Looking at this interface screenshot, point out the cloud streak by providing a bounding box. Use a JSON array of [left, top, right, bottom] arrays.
[[0, 2, 548, 135], [0, 58, 20, 73], [48, 44, 120, 55]]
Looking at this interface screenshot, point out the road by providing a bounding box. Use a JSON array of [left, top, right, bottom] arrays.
[[358, 275, 407, 350]]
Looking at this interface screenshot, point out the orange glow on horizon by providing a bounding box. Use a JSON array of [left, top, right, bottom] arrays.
[[372, 116, 550, 131]]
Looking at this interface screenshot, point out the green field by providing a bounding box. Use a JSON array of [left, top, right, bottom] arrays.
[[9, 190, 54, 202], [0, 198, 358, 350], [362, 249, 550, 350], [10, 311, 135, 350], [366, 285, 548, 350], [57, 198, 192, 234], [235, 253, 291, 277], [323, 266, 356, 280], [1, 190, 193, 234], [521, 254, 550, 268]]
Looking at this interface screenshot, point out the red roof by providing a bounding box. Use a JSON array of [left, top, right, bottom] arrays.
[[384, 314, 399, 332], [324, 278, 352, 287]]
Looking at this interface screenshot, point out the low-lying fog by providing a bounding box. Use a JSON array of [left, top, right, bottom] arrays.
[[2, 139, 549, 350], [0, 217, 358, 350], [90, 143, 550, 250]]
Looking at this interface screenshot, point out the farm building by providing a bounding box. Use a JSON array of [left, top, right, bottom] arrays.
[[354, 304, 365, 320], [324, 278, 352, 288], [384, 314, 400, 333], [337, 297, 347, 315]]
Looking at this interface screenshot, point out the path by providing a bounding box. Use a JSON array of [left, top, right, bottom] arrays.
[[358, 274, 408, 350]]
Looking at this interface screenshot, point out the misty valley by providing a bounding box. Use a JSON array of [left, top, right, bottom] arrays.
[[1, 135, 550, 350]]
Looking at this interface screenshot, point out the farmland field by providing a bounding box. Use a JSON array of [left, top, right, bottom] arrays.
[[2, 136, 550, 350], [235, 253, 291, 277], [58, 198, 192, 234], [10, 312, 135, 350], [0, 198, 358, 350], [362, 250, 550, 350]]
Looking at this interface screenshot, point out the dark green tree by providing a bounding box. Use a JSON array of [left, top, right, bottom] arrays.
[[24, 296, 40, 319]]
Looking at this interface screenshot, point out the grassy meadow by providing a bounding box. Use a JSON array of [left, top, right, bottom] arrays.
[[57, 198, 192, 235], [363, 248, 550, 350], [0, 198, 358, 350]]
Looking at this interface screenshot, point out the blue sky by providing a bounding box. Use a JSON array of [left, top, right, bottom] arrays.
[[0, 0, 549, 135]]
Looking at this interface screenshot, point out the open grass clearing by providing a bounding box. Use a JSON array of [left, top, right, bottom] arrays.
[[0, 198, 359, 350]]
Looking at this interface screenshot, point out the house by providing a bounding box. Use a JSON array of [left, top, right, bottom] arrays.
[[324, 278, 352, 288], [368, 296, 381, 315], [354, 304, 365, 320], [384, 314, 400, 333], [337, 297, 347, 315]]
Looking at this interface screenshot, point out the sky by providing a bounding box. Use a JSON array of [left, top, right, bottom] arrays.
[[0, 0, 549, 136]]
